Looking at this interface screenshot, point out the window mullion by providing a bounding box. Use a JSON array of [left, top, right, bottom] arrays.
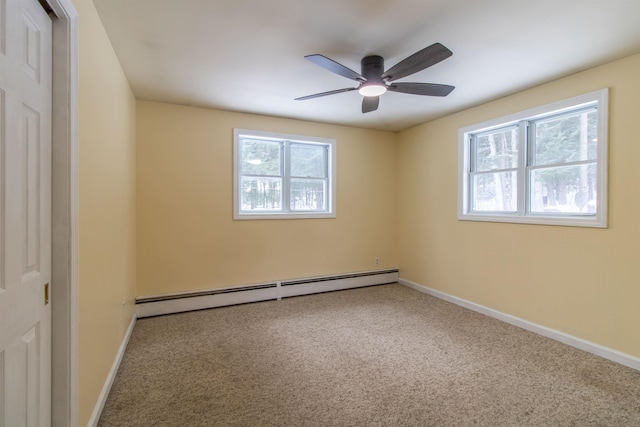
[[282, 140, 290, 213], [324, 145, 329, 209]]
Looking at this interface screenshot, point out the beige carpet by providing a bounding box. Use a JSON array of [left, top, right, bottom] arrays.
[[98, 284, 640, 426]]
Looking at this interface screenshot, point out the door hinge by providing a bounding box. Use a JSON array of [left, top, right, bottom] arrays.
[[44, 283, 49, 305]]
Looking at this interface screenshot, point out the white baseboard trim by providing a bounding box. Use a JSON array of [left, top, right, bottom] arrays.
[[87, 314, 137, 427], [136, 269, 399, 318], [399, 278, 640, 372]]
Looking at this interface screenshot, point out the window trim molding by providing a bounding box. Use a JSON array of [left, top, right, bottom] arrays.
[[458, 89, 608, 228], [233, 128, 337, 220]]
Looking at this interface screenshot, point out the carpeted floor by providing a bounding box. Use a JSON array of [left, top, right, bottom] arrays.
[[98, 284, 640, 426]]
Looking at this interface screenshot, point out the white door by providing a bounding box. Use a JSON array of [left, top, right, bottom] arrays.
[[0, 0, 52, 425]]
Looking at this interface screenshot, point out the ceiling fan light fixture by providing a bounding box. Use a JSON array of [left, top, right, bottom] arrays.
[[358, 83, 387, 97]]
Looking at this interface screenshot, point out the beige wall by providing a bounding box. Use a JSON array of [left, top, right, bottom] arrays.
[[397, 53, 640, 358], [74, 0, 137, 424], [136, 102, 398, 296]]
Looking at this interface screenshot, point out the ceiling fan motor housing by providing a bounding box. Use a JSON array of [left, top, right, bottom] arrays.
[[361, 55, 385, 85]]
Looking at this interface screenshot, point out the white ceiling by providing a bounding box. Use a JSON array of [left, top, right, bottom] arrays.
[[93, 0, 640, 132]]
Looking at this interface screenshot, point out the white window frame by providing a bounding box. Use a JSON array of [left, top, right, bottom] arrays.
[[233, 128, 336, 220], [458, 89, 608, 228]]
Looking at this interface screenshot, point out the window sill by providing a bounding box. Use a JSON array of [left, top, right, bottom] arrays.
[[457, 212, 606, 228], [234, 212, 336, 220]]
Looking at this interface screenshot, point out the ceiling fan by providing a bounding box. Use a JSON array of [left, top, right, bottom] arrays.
[[295, 42, 455, 113]]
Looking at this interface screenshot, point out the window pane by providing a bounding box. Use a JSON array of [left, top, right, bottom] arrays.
[[530, 164, 597, 214], [290, 178, 326, 211], [532, 109, 597, 166], [474, 127, 518, 172], [290, 143, 326, 178], [240, 177, 282, 211], [241, 139, 281, 176], [471, 171, 518, 212]]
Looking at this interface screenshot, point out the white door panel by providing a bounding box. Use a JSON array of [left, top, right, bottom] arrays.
[[0, 0, 52, 425]]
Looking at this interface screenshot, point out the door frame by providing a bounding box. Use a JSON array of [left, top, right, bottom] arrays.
[[46, 0, 79, 425]]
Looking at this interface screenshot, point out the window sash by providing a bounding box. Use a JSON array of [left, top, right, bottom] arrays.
[[239, 176, 283, 212], [469, 170, 518, 214], [289, 142, 329, 179], [526, 162, 597, 216], [528, 106, 598, 168], [240, 139, 284, 177], [470, 125, 519, 173], [289, 177, 328, 212]]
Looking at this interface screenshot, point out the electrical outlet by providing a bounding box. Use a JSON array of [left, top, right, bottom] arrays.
[[375, 257, 379, 265]]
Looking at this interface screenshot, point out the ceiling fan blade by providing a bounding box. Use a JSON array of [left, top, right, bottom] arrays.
[[305, 54, 365, 82], [362, 96, 379, 113], [382, 43, 453, 82], [387, 82, 455, 97], [295, 87, 357, 101]]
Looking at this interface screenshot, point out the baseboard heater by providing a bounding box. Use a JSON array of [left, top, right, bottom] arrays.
[[136, 269, 399, 318]]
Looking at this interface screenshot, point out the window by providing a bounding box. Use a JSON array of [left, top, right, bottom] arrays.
[[234, 129, 336, 219], [458, 89, 608, 227]]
